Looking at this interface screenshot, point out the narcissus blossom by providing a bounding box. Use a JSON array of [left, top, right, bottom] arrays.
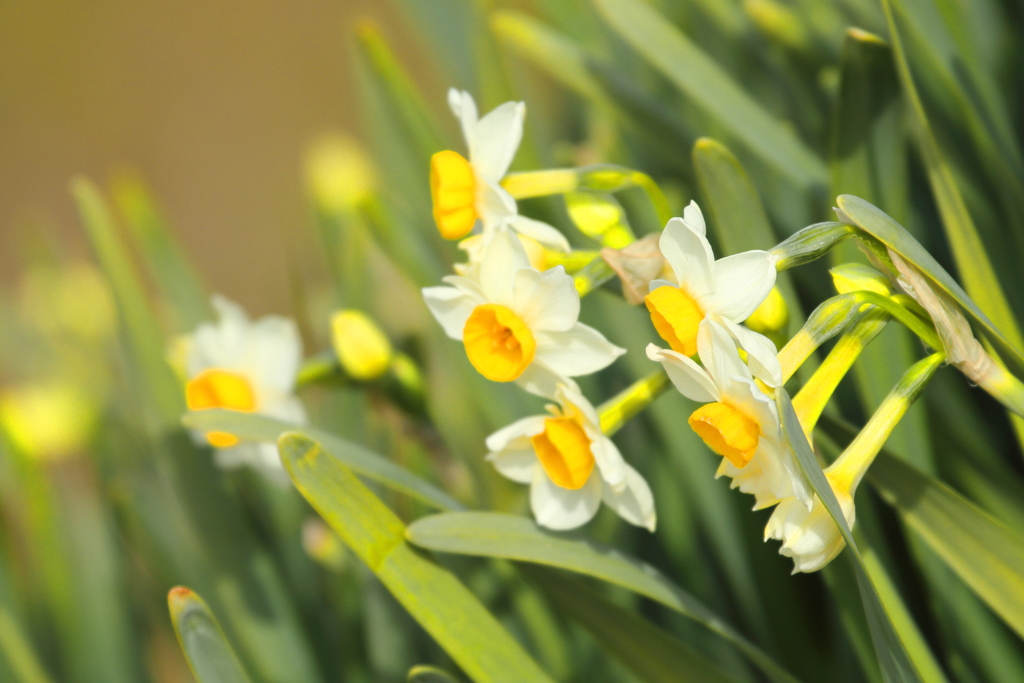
[[183, 296, 307, 475], [644, 201, 782, 386], [765, 471, 855, 573], [423, 231, 625, 398], [485, 384, 656, 531], [647, 320, 806, 509], [431, 89, 569, 253]]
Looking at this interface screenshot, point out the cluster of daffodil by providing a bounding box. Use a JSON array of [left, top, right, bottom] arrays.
[[419, 89, 1024, 572]]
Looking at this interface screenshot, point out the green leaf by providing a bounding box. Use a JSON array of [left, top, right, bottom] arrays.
[[592, 0, 826, 188], [182, 409, 463, 512], [277, 433, 552, 683], [0, 607, 54, 683], [835, 194, 1024, 381], [775, 388, 924, 683], [168, 587, 253, 683], [407, 665, 459, 683], [523, 566, 741, 683], [406, 511, 797, 683]]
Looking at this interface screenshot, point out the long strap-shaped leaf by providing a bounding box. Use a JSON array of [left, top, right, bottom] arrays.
[[775, 388, 923, 683], [523, 566, 742, 683], [820, 414, 1024, 640], [183, 409, 463, 512], [277, 433, 552, 683], [406, 511, 798, 683], [592, 0, 826, 188], [168, 587, 253, 683]]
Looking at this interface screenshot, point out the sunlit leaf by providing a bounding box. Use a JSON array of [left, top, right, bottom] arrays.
[[168, 587, 253, 683]]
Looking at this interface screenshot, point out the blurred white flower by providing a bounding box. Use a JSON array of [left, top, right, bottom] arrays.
[[645, 201, 781, 386], [423, 231, 625, 398], [765, 471, 855, 573], [647, 320, 806, 509], [183, 295, 307, 476], [485, 383, 655, 531]]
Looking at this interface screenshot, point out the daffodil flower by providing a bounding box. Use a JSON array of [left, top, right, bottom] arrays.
[[431, 89, 569, 253], [485, 383, 656, 531], [647, 320, 806, 509], [423, 231, 625, 398], [644, 201, 782, 386], [183, 296, 307, 475], [765, 472, 854, 573]]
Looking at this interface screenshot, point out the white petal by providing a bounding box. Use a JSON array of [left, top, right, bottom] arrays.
[[554, 383, 600, 429], [470, 101, 525, 182], [708, 250, 778, 321], [480, 229, 531, 306], [530, 466, 603, 530], [477, 179, 517, 231], [588, 433, 627, 490], [533, 323, 625, 377], [717, 317, 782, 387], [422, 286, 480, 340], [188, 295, 251, 374], [513, 266, 579, 332], [602, 463, 656, 531], [247, 316, 303, 394], [448, 89, 478, 151], [646, 344, 719, 402], [659, 217, 714, 300], [487, 447, 538, 484], [515, 362, 577, 400], [682, 200, 706, 236], [697, 319, 752, 387], [485, 415, 547, 452], [262, 394, 308, 427], [512, 215, 571, 251]]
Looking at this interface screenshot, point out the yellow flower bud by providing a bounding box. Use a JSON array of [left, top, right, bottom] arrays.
[[305, 134, 375, 215], [331, 310, 393, 381], [744, 286, 789, 335], [829, 263, 891, 297], [0, 383, 96, 460]]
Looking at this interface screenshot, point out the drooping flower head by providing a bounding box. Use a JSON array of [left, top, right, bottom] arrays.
[[647, 320, 804, 509], [183, 295, 307, 475], [485, 383, 656, 531], [645, 201, 781, 386], [765, 471, 855, 573], [431, 89, 569, 254], [423, 231, 625, 398]]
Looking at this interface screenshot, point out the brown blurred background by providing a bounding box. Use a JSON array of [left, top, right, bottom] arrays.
[[0, 0, 417, 315]]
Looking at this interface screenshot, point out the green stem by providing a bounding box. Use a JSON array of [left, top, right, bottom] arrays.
[[598, 371, 670, 436]]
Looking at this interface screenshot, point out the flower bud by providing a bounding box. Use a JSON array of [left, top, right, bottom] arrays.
[[331, 310, 392, 381], [829, 263, 892, 296]]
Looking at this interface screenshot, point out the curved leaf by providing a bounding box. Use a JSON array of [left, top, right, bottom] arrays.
[[168, 587, 253, 683], [183, 409, 463, 511], [278, 433, 551, 683], [408, 665, 459, 683], [406, 511, 797, 683]]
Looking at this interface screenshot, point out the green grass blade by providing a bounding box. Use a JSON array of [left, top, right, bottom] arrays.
[[523, 566, 742, 683], [406, 511, 798, 683], [168, 587, 254, 683], [0, 607, 54, 683], [277, 433, 552, 683], [592, 0, 826, 188], [182, 409, 463, 511], [776, 388, 924, 683], [407, 665, 459, 683]]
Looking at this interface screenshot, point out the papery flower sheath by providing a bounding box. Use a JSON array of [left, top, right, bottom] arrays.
[[422, 231, 625, 398], [645, 201, 782, 386], [485, 383, 655, 531], [182, 295, 307, 476], [647, 320, 807, 509], [431, 89, 569, 253]]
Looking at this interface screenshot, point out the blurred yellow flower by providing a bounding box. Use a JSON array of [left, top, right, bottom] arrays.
[[330, 309, 393, 381]]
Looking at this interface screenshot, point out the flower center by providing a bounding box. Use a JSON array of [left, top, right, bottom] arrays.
[[430, 150, 478, 240], [645, 285, 704, 357], [185, 369, 258, 448], [688, 402, 760, 467], [462, 304, 536, 382], [531, 416, 595, 489]]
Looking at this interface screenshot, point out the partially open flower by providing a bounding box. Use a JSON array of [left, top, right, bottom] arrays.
[[485, 384, 655, 531], [645, 201, 782, 386], [422, 231, 625, 398], [765, 470, 855, 573], [183, 296, 307, 476]]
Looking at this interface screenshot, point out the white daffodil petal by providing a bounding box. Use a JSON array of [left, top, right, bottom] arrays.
[[697, 320, 753, 386], [659, 217, 714, 300], [533, 323, 625, 377], [487, 447, 538, 484], [555, 383, 601, 429], [480, 229, 531, 305], [471, 101, 525, 182], [646, 344, 719, 403], [448, 89, 478, 152], [247, 316, 303, 394], [485, 415, 547, 452], [515, 362, 578, 399], [601, 463, 656, 531], [262, 393, 309, 427], [530, 466, 603, 530], [709, 250, 778, 321], [512, 215, 571, 251], [682, 200, 706, 236], [477, 179, 517, 231], [422, 286, 479, 340], [717, 317, 783, 387], [588, 432, 627, 490], [513, 266, 579, 332]]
